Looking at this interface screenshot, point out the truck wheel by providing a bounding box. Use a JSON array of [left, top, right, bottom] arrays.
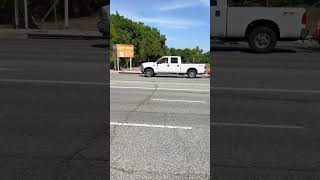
[[187, 70, 197, 78], [248, 26, 277, 53], [144, 68, 154, 77]]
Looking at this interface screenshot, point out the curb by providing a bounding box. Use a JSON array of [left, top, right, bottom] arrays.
[[118, 71, 142, 74], [28, 30, 104, 40], [0, 29, 104, 40], [0, 29, 28, 39]]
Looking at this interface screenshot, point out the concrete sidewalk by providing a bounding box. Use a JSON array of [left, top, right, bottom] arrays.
[[0, 29, 103, 40], [110, 70, 141, 74], [0, 29, 28, 39]]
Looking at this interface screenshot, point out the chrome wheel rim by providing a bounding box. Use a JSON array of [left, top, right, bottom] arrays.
[[254, 32, 271, 49]]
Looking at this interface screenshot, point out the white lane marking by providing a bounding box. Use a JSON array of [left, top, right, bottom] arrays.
[[212, 122, 304, 129], [111, 86, 209, 92], [0, 79, 208, 92], [152, 98, 206, 103], [0, 68, 23, 71], [110, 122, 192, 130], [0, 79, 107, 85], [111, 80, 209, 86], [214, 87, 320, 94]]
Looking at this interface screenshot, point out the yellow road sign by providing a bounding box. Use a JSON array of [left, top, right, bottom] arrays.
[[113, 44, 134, 58]]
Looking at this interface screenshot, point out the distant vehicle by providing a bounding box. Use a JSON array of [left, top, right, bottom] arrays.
[[211, 0, 309, 53], [98, 5, 109, 37], [141, 56, 207, 78]]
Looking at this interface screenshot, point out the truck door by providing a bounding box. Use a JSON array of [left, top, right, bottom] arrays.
[[156, 57, 169, 73], [211, 0, 227, 38], [167, 57, 180, 73]]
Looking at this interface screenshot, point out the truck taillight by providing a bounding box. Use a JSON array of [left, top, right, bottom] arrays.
[[302, 12, 307, 25]]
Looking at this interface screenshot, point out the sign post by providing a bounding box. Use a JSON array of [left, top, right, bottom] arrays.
[[129, 58, 132, 70], [113, 44, 134, 71]]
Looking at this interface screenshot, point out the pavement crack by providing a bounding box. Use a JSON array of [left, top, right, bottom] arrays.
[[54, 126, 107, 180], [110, 166, 135, 174], [110, 84, 158, 144], [130, 83, 158, 112]]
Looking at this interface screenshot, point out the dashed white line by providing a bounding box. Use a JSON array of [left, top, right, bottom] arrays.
[[110, 122, 192, 130], [152, 98, 206, 103], [212, 122, 304, 129], [0, 79, 208, 92]]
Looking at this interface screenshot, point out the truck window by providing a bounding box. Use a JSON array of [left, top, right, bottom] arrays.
[[211, 0, 217, 6], [157, 58, 168, 64], [228, 0, 267, 7], [171, 58, 178, 64]]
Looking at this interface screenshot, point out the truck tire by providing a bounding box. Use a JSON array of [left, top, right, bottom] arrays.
[[144, 68, 154, 77], [187, 69, 197, 78], [248, 26, 277, 53]]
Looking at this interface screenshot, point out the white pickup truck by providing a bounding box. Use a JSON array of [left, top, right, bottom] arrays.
[[141, 56, 207, 78], [211, 0, 309, 52]]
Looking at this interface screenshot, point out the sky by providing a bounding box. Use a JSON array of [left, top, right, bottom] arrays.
[[110, 0, 210, 52]]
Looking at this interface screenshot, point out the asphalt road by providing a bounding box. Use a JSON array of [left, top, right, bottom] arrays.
[[2, 37, 319, 180], [0, 39, 108, 179], [212, 43, 320, 179], [110, 73, 210, 179]]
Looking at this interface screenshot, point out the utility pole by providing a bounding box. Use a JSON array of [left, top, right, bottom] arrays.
[[23, 0, 28, 29], [64, 0, 69, 29], [54, 0, 57, 25], [14, 0, 19, 28]]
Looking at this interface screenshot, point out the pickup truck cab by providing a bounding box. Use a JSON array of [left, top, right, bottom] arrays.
[[211, 0, 308, 53], [141, 56, 207, 78]]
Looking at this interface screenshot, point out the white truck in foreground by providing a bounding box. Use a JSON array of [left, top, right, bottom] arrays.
[[211, 0, 309, 53], [141, 56, 207, 78]]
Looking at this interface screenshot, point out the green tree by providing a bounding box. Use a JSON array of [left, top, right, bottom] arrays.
[[110, 12, 210, 67], [110, 12, 168, 66]]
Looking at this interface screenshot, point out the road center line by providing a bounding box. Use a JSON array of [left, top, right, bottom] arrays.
[[152, 98, 206, 103], [110, 122, 192, 130], [212, 122, 304, 129], [0, 79, 209, 92], [111, 86, 209, 92]]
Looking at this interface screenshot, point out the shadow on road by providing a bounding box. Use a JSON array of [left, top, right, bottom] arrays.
[[92, 44, 109, 48], [211, 46, 297, 53], [138, 74, 204, 79]]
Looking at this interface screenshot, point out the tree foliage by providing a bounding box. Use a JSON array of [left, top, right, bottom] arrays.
[[169, 46, 209, 63], [110, 12, 209, 67], [110, 12, 168, 66]]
